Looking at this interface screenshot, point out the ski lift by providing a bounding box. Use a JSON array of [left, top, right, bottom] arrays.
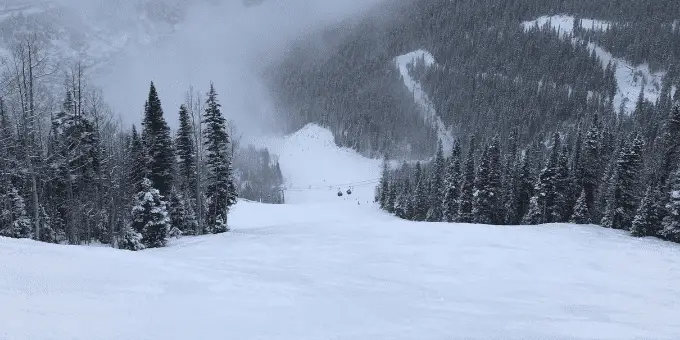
[[346, 187, 353, 195], [337, 189, 343, 197]]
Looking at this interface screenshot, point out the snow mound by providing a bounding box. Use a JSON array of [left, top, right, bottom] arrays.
[[264, 124, 381, 205], [3, 200, 680, 339], [395, 50, 454, 151], [521, 15, 665, 114]]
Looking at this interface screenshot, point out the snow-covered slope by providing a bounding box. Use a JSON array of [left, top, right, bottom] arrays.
[[522, 15, 665, 114], [395, 50, 454, 151], [3, 201, 680, 339], [3, 124, 680, 339], [262, 123, 381, 204]]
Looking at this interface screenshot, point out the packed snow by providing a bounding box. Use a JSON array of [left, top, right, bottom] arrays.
[[522, 15, 666, 114], [3, 124, 680, 340], [395, 50, 454, 151]]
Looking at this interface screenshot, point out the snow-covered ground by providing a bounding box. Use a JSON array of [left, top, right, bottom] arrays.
[[395, 50, 455, 151], [3, 124, 680, 340], [522, 15, 666, 114]]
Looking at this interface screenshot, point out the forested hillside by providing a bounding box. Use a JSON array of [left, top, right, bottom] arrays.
[[268, 0, 680, 158]]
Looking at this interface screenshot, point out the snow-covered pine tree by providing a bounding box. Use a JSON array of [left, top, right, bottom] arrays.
[[524, 133, 563, 224], [168, 188, 197, 236], [582, 114, 602, 214], [0, 186, 33, 238], [127, 125, 145, 193], [412, 162, 429, 221], [442, 140, 462, 222], [512, 146, 536, 224], [502, 130, 520, 225], [203, 84, 237, 233], [659, 101, 680, 186], [141, 82, 174, 197], [570, 189, 591, 224], [426, 140, 445, 221], [119, 226, 144, 251], [631, 186, 662, 237], [378, 157, 390, 209], [473, 138, 501, 224], [394, 178, 411, 220], [600, 133, 644, 230], [131, 178, 170, 248], [176, 104, 197, 192], [457, 136, 476, 222], [661, 169, 680, 242]]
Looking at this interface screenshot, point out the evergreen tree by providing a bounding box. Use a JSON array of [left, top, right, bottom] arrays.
[[203, 84, 237, 232], [457, 136, 476, 222], [131, 178, 170, 248], [411, 162, 428, 221], [524, 133, 564, 224], [0, 186, 33, 238], [600, 133, 645, 230], [512, 147, 536, 224], [175, 104, 197, 195], [119, 226, 144, 251], [631, 186, 662, 237], [661, 169, 680, 242], [167, 189, 198, 236], [582, 115, 602, 213], [128, 125, 145, 193], [426, 140, 445, 221], [394, 178, 411, 219], [659, 101, 680, 186], [141, 82, 174, 196], [570, 189, 591, 224], [378, 157, 390, 209], [473, 138, 502, 224], [442, 140, 462, 222]]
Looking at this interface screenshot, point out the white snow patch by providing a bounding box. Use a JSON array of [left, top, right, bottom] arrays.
[[521, 15, 665, 114], [395, 49, 454, 151], [260, 124, 381, 205], [522, 15, 610, 36]]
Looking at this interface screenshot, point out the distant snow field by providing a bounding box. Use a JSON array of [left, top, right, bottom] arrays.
[[3, 124, 680, 340], [522, 15, 666, 114]]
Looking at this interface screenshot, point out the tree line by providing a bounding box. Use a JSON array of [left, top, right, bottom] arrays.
[[0, 36, 244, 250], [376, 95, 680, 243]]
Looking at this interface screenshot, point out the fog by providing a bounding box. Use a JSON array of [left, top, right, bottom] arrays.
[[86, 0, 388, 139]]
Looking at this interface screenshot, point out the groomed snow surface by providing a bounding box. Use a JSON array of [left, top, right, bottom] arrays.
[[3, 124, 680, 340]]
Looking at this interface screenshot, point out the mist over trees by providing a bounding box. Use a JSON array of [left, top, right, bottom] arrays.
[[0, 34, 283, 249]]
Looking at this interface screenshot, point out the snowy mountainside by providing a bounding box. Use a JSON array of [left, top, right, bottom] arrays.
[[395, 50, 454, 152], [522, 15, 666, 114], [261, 123, 381, 204], [3, 122, 680, 339]]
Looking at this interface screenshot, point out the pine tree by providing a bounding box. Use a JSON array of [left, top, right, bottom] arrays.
[[119, 226, 144, 251], [128, 125, 145, 193], [600, 133, 645, 230], [168, 189, 197, 236], [473, 138, 502, 224], [512, 147, 535, 224], [203, 84, 237, 232], [570, 189, 591, 224], [457, 136, 476, 223], [394, 178, 411, 220], [0, 186, 33, 239], [659, 101, 680, 186], [175, 105, 197, 195], [582, 115, 602, 213], [631, 186, 662, 237], [141, 82, 174, 196], [412, 162, 428, 221], [131, 178, 170, 248], [426, 140, 445, 221], [442, 140, 462, 222], [524, 133, 564, 224], [378, 157, 390, 209], [661, 169, 680, 242]]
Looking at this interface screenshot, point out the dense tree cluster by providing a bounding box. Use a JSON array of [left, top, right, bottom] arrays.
[[377, 97, 680, 244], [0, 38, 258, 250]]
